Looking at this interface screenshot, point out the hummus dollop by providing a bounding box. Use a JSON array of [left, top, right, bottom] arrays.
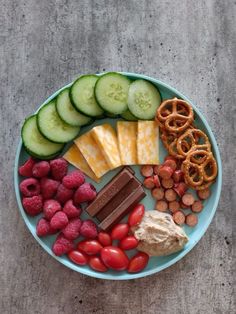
[[132, 210, 189, 256]]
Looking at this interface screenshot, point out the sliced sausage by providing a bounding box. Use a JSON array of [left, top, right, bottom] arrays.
[[165, 189, 177, 202], [173, 211, 185, 225], [155, 200, 168, 212], [161, 178, 174, 189], [153, 174, 161, 188], [173, 170, 184, 183], [152, 188, 164, 200], [140, 165, 154, 177], [169, 200, 180, 213], [197, 188, 211, 200], [158, 165, 174, 179], [164, 155, 177, 162], [180, 201, 189, 209], [143, 177, 155, 189], [186, 214, 198, 227], [163, 159, 177, 171], [174, 182, 188, 197], [153, 165, 160, 175], [191, 200, 203, 213], [182, 193, 195, 206]]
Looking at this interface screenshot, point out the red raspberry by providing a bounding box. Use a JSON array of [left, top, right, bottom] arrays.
[[62, 218, 82, 240], [74, 183, 97, 204], [80, 219, 98, 239], [56, 184, 74, 204], [62, 170, 85, 189], [32, 161, 50, 178], [43, 199, 62, 220], [40, 178, 60, 200], [36, 218, 57, 237], [20, 178, 40, 197], [50, 211, 69, 230], [63, 200, 82, 219], [22, 195, 43, 216], [50, 158, 68, 181], [52, 233, 74, 256], [18, 157, 36, 177]]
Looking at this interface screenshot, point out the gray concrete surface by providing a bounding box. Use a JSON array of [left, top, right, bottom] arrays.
[[0, 0, 235, 313]]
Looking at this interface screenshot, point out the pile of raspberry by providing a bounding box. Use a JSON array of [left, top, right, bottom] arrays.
[[19, 157, 98, 256]]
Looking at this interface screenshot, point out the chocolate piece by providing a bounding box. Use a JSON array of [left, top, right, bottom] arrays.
[[85, 167, 134, 217], [96, 177, 141, 221], [98, 186, 146, 231]]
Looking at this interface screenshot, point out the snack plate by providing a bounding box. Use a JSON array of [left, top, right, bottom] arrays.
[[14, 72, 222, 280]]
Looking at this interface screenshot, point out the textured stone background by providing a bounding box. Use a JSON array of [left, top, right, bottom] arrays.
[[0, 1, 235, 313]]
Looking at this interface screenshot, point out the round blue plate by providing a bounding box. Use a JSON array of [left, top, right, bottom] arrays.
[[14, 72, 222, 280]]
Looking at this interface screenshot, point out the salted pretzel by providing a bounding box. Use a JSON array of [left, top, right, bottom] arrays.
[[182, 150, 217, 189], [161, 131, 185, 159], [176, 128, 211, 157], [156, 98, 194, 133]]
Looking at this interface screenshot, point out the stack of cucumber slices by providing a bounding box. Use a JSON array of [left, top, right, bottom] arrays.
[[22, 72, 161, 159]]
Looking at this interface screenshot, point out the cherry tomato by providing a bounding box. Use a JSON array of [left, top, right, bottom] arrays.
[[128, 252, 149, 273], [77, 240, 103, 255], [119, 236, 139, 250], [101, 246, 129, 271], [89, 256, 108, 272], [111, 223, 129, 240], [98, 231, 112, 246], [128, 204, 145, 227], [68, 250, 88, 266]]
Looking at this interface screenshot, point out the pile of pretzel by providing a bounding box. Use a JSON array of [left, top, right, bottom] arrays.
[[155, 98, 218, 190]]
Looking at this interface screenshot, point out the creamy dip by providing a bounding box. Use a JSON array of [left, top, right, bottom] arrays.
[[132, 210, 189, 256]]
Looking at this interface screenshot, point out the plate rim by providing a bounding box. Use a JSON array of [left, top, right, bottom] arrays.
[[14, 72, 222, 280]]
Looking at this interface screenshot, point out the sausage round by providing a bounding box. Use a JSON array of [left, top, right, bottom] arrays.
[[197, 188, 211, 200], [155, 200, 168, 212], [158, 166, 174, 180], [152, 188, 165, 200], [143, 177, 155, 189], [191, 200, 203, 213], [174, 182, 188, 197], [186, 213, 198, 227], [173, 170, 184, 183], [169, 200, 180, 213], [173, 211, 185, 225], [182, 193, 195, 206], [165, 189, 177, 202], [163, 159, 177, 171], [161, 178, 174, 189], [140, 165, 153, 177]]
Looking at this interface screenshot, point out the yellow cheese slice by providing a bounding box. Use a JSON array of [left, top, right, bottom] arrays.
[[63, 144, 100, 183], [74, 131, 111, 178], [137, 121, 159, 164], [117, 121, 137, 165], [91, 124, 121, 169]]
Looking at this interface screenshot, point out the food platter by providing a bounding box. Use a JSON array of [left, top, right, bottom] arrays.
[[14, 72, 222, 280]]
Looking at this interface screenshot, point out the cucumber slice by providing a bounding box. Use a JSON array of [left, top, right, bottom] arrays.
[[21, 115, 64, 159], [128, 79, 161, 120], [121, 109, 137, 121], [37, 100, 80, 143], [70, 75, 104, 117], [56, 89, 92, 126], [95, 72, 131, 114]]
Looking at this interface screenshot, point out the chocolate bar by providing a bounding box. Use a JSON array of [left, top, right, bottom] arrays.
[[98, 186, 146, 231], [96, 177, 140, 221], [85, 166, 146, 231], [85, 167, 135, 217]]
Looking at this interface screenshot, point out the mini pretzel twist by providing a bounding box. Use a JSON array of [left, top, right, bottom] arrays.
[[176, 128, 211, 157], [182, 150, 218, 188], [156, 98, 194, 133]]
